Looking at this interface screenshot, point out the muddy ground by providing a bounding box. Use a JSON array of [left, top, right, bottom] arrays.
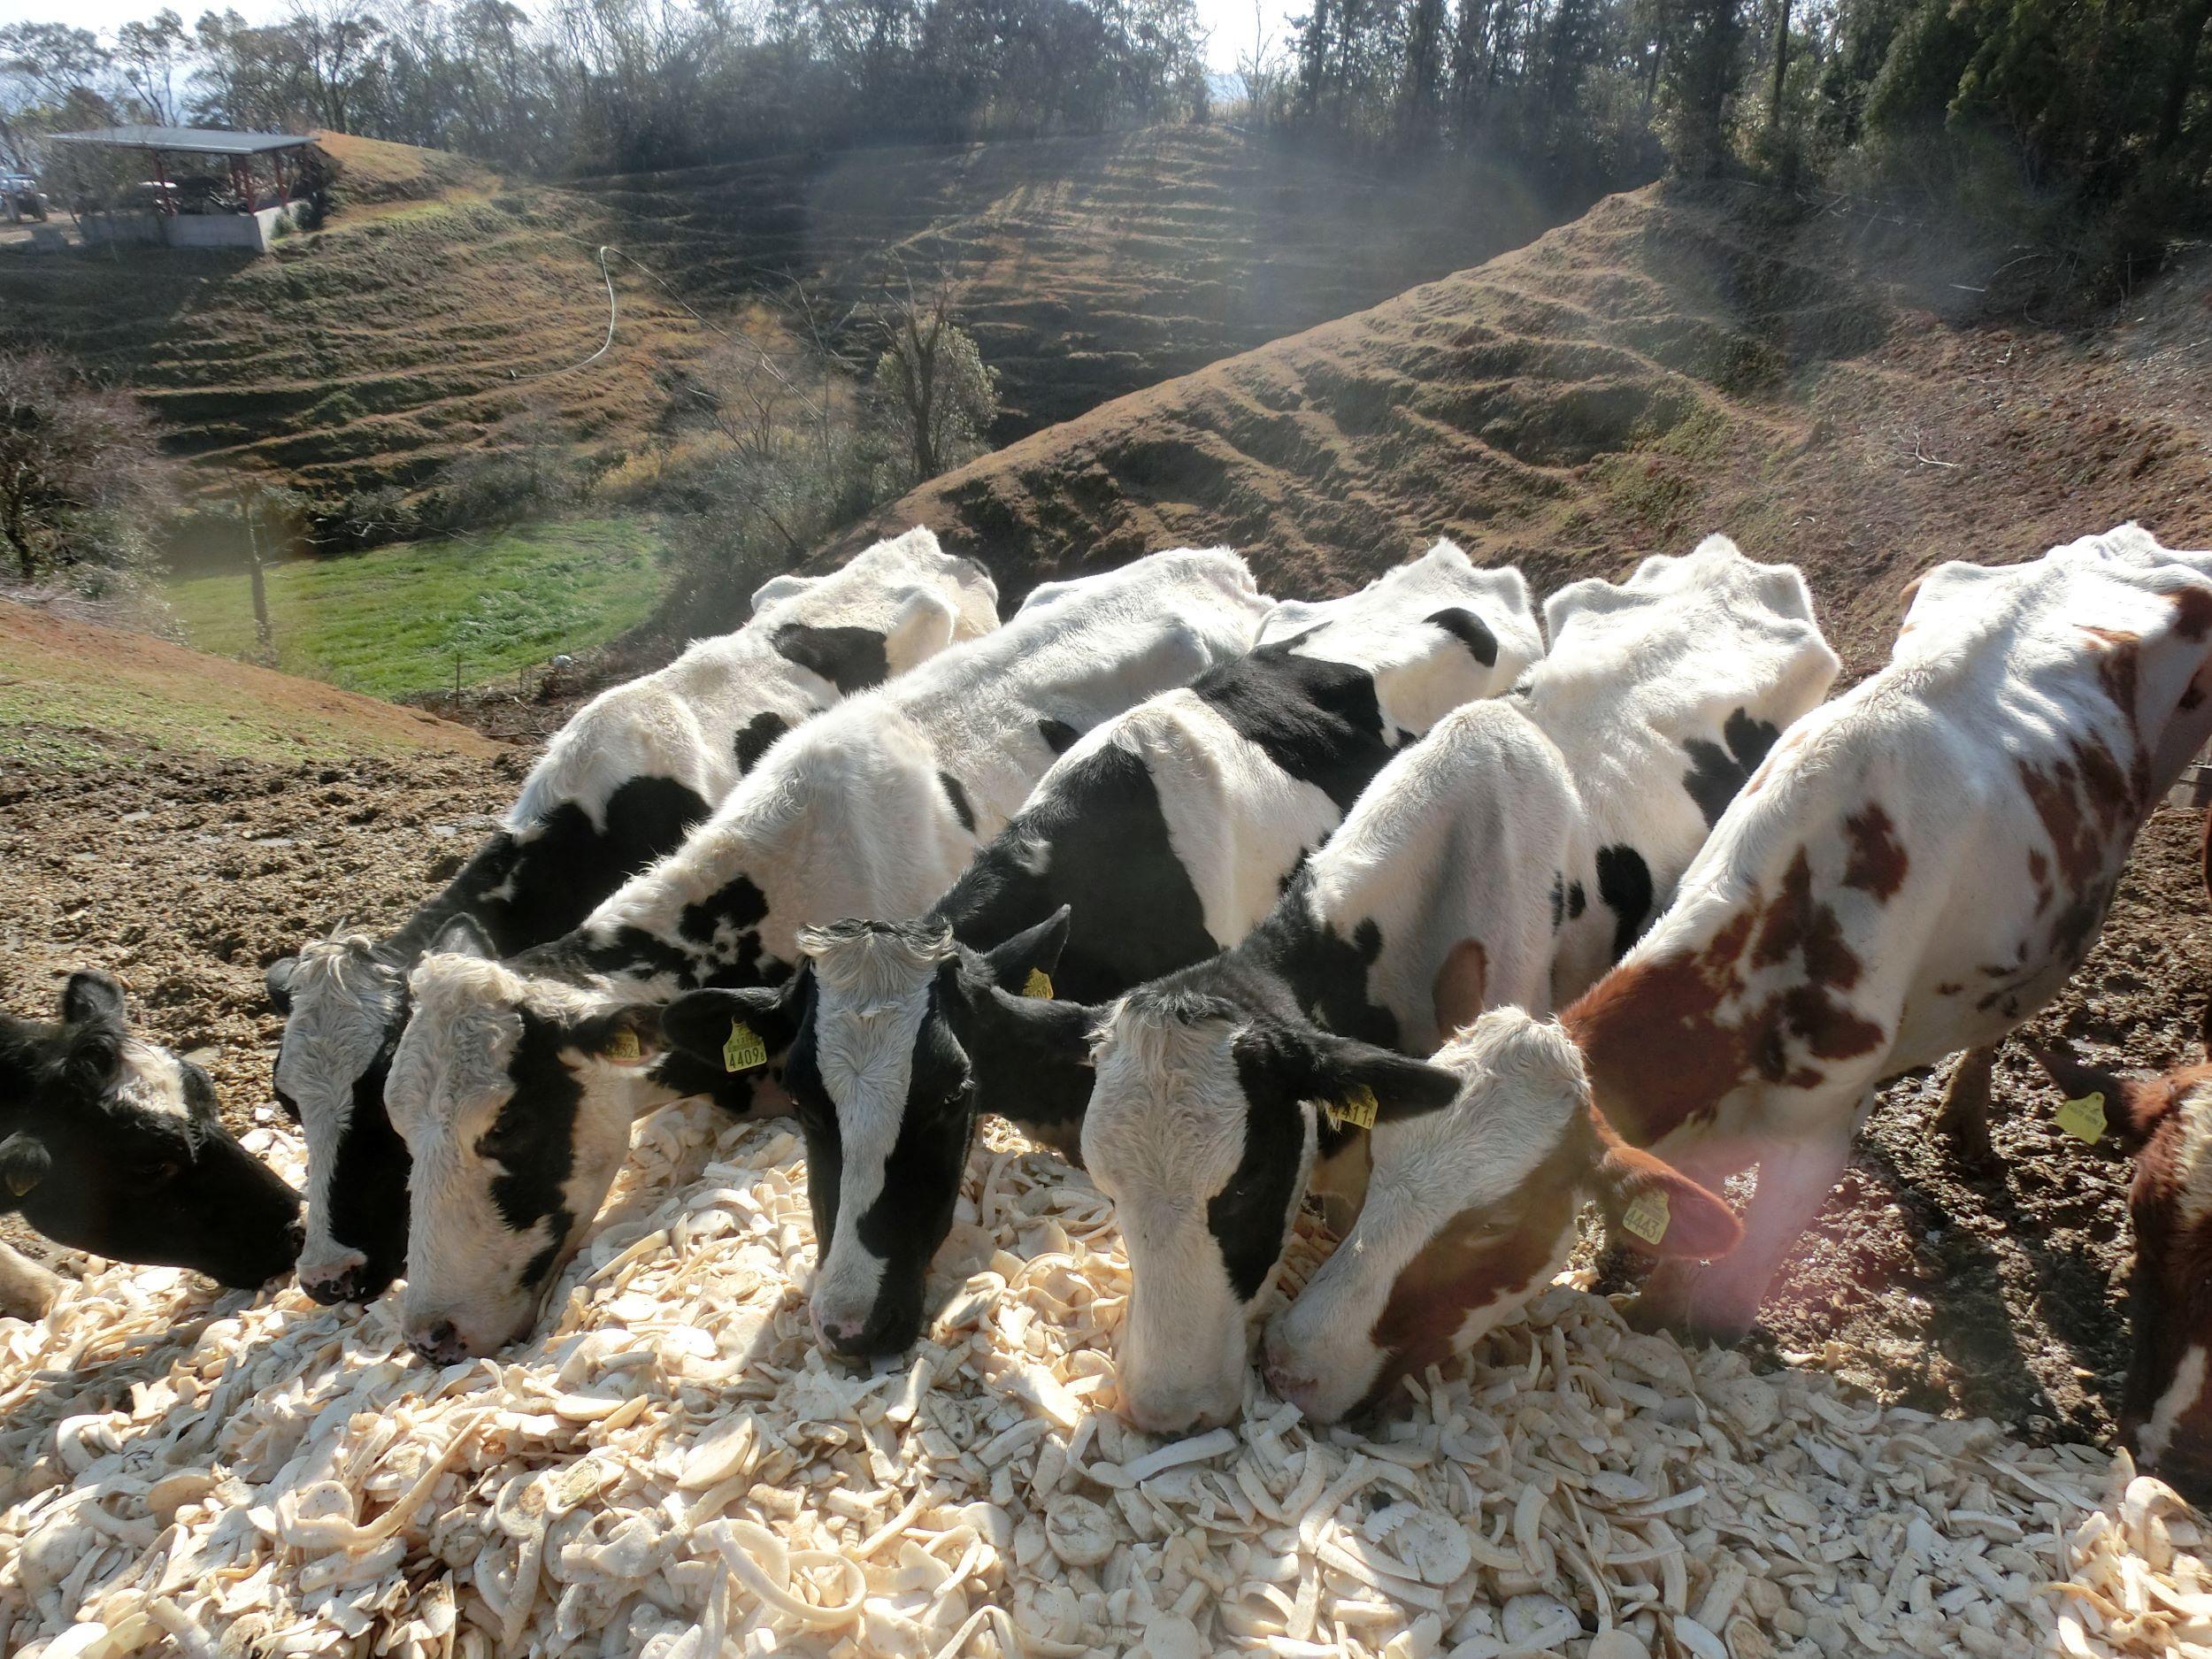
[[2, 715, 2200, 1452]]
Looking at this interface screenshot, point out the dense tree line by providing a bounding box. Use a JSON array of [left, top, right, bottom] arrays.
[[0, 1, 1210, 177], [1248, 0, 2210, 273]]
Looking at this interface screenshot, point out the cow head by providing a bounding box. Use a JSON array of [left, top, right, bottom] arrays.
[[1, 971, 303, 1289], [2035, 1040, 2212, 1502], [660, 907, 1079, 1359], [266, 922, 449, 1303], [1077, 987, 1461, 1433], [1260, 1007, 1737, 1421], [386, 944, 681, 1363]]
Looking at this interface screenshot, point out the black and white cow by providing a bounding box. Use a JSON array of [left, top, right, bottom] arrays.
[[385, 549, 1274, 1362], [657, 541, 1543, 1358], [1522, 534, 1841, 997], [3, 972, 303, 1316], [265, 528, 996, 1305]]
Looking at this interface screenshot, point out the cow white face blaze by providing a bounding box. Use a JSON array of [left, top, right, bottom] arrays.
[[1265, 1008, 1740, 1422], [269, 934, 412, 1303], [1080, 990, 1460, 1433], [387, 952, 664, 1363]]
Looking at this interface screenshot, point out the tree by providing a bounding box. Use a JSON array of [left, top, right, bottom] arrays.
[[0, 351, 171, 586], [868, 281, 999, 490]]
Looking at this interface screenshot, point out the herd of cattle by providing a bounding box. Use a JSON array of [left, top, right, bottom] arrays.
[[7, 522, 2212, 1498]]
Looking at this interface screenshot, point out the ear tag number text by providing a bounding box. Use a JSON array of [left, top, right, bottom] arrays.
[[1324, 1084, 1380, 1132], [1622, 1189, 1671, 1246], [2056, 1091, 2107, 1145], [1024, 967, 1055, 1001], [724, 1022, 768, 1073], [604, 1026, 641, 1062]]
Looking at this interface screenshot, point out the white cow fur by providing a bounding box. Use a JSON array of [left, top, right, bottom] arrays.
[[1324, 525, 2212, 1361], [801, 541, 1542, 1344], [1082, 699, 1580, 1431], [277, 528, 996, 1294], [1523, 534, 1839, 998], [391, 549, 1272, 1356]]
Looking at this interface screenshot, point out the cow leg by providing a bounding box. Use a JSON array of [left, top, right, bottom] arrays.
[[1933, 1045, 2001, 1175], [0, 1241, 61, 1321], [1631, 1125, 1856, 1346]]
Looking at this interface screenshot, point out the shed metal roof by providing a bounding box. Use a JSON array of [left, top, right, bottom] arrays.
[[46, 127, 315, 157]]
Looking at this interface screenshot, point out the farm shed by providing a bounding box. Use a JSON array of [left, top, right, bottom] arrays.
[[44, 127, 316, 253]]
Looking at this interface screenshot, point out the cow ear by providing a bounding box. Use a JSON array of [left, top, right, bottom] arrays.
[[879, 586, 959, 674], [60, 971, 127, 1029], [749, 571, 818, 616], [1236, 1025, 1462, 1125], [1594, 1140, 1742, 1260], [575, 1003, 663, 1069], [0, 1132, 50, 1201], [969, 908, 1071, 997], [429, 915, 495, 960], [2031, 1043, 2171, 1153], [662, 980, 803, 1068], [265, 956, 301, 1015]]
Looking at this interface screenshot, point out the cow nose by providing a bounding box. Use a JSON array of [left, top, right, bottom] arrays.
[[303, 1263, 370, 1305], [1125, 1391, 1234, 1436], [812, 1308, 872, 1356], [1262, 1352, 1321, 1417], [410, 1320, 468, 1366]]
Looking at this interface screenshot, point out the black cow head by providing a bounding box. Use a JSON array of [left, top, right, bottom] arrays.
[[1, 972, 303, 1290], [662, 907, 1083, 1359]]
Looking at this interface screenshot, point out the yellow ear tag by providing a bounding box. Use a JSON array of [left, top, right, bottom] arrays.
[[2055, 1092, 2107, 1145], [1323, 1083, 1380, 1133], [1622, 1189, 1671, 1246], [1023, 967, 1055, 1001], [723, 1021, 768, 1073], [604, 1026, 641, 1062]]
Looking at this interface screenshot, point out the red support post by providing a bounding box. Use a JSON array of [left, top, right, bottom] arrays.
[[151, 149, 173, 215]]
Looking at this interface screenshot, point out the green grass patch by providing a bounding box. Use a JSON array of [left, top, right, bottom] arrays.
[[166, 518, 671, 699]]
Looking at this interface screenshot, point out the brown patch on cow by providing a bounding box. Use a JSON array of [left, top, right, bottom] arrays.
[[1566, 910, 1756, 1144], [1841, 803, 1909, 901], [2173, 585, 2212, 642], [2112, 1064, 2212, 1497], [1432, 939, 1488, 1038], [1364, 1126, 1585, 1408]]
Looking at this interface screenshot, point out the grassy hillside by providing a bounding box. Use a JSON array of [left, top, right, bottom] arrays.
[[0, 600, 498, 767], [165, 518, 671, 697], [0, 127, 1563, 515], [829, 180, 2212, 674]]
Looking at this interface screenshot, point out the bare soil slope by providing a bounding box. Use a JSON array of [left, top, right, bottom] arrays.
[[827, 181, 2212, 1443]]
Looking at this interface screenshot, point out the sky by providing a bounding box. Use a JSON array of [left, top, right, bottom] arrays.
[[0, 0, 1295, 72]]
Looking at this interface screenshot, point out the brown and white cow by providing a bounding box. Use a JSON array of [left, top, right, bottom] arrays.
[[1262, 524, 2212, 1419], [2030, 1013, 2212, 1501]]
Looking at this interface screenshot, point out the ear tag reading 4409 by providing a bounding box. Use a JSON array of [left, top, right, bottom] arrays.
[[1621, 1189, 1671, 1246], [2055, 1091, 2107, 1145], [723, 1022, 768, 1074], [1024, 968, 1054, 1001], [1323, 1084, 1380, 1133]]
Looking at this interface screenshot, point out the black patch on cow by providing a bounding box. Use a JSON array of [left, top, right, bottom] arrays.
[[734, 711, 789, 774], [395, 775, 711, 961], [1424, 606, 1499, 667], [1037, 717, 1082, 755], [320, 1032, 410, 1296], [936, 742, 1217, 1002], [677, 874, 772, 962], [475, 1008, 582, 1274], [1595, 843, 1655, 962], [772, 622, 890, 695], [1680, 707, 1783, 829], [952, 981, 1098, 1153], [1203, 642, 1394, 812], [1568, 880, 1586, 918], [938, 771, 976, 833], [1213, 1042, 1315, 1302], [1549, 873, 1566, 931]]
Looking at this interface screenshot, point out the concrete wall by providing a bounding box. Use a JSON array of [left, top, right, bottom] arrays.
[[77, 202, 301, 253]]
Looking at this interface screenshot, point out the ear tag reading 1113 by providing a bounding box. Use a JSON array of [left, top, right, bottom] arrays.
[[1622, 1190, 1671, 1246], [723, 1022, 768, 1073], [1324, 1084, 1380, 1133], [2056, 1091, 2107, 1145], [1024, 968, 1054, 1001]]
